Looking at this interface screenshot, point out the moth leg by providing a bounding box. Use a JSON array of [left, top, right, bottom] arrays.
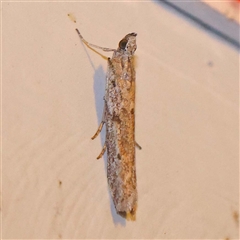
[[91, 104, 106, 140], [135, 141, 142, 150], [76, 29, 116, 52], [96, 143, 107, 160], [91, 121, 104, 140]]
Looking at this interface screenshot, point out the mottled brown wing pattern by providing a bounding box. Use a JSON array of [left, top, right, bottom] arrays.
[[76, 29, 138, 220], [105, 54, 137, 218]]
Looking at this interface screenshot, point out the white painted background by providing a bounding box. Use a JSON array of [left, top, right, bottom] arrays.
[[2, 1, 239, 239]]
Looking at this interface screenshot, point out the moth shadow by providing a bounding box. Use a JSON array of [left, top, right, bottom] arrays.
[[93, 66, 126, 226]]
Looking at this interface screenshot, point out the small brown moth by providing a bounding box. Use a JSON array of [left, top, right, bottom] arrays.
[[76, 29, 139, 220]]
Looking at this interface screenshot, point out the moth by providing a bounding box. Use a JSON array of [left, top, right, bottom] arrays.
[[76, 29, 139, 220]]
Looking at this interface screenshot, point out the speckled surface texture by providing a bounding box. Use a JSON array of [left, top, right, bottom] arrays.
[[2, 1, 239, 239]]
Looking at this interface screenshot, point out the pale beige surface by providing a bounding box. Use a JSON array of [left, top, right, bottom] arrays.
[[2, 2, 239, 239], [202, 0, 240, 23]]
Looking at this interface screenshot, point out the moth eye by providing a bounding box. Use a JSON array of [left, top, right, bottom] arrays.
[[119, 39, 128, 50]]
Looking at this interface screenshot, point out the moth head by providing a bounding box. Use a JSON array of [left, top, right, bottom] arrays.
[[118, 32, 137, 55]]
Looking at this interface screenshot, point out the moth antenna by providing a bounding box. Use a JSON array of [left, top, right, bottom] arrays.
[[76, 29, 116, 52]]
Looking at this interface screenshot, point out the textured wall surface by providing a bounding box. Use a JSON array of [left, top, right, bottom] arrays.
[[2, 1, 239, 239], [202, 0, 240, 23]]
